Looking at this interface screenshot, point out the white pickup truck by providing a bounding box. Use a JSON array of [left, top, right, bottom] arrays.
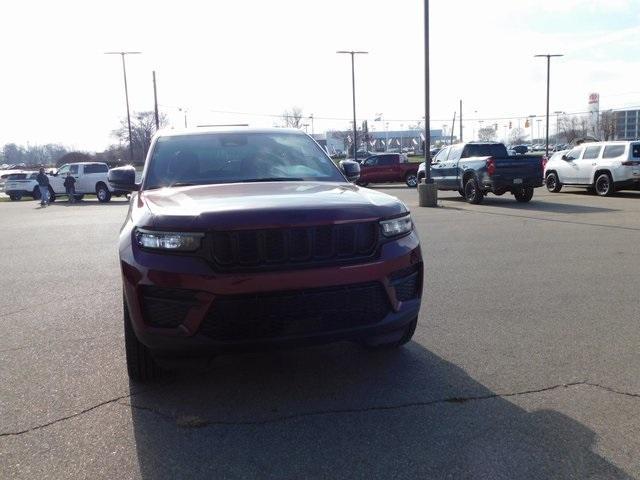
[[48, 162, 124, 202]]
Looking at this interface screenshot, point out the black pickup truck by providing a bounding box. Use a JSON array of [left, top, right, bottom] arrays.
[[418, 142, 544, 204]]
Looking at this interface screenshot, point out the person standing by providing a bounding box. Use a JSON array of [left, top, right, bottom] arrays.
[[64, 172, 76, 203], [36, 168, 50, 207]]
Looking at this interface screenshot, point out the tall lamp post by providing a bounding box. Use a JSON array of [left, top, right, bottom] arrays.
[[554, 110, 565, 144], [337, 50, 368, 162], [418, 0, 437, 207], [535, 54, 563, 158], [105, 51, 141, 163]]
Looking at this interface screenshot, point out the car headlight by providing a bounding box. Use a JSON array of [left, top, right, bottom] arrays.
[[135, 228, 204, 251], [380, 213, 413, 238]]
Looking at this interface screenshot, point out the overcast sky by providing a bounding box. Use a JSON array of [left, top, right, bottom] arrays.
[[1, 0, 639, 150]]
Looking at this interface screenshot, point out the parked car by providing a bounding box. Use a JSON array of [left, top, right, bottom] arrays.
[[356, 153, 419, 187], [108, 127, 423, 382], [47, 162, 125, 202], [417, 142, 544, 204], [512, 145, 529, 155], [4, 171, 40, 201], [544, 141, 640, 196]]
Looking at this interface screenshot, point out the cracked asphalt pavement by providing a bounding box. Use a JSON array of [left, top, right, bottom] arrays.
[[1, 187, 640, 479]]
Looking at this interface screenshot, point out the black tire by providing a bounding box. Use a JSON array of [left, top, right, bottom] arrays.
[[594, 173, 614, 196], [32, 187, 41, 200], [124, 295, 159, 382], [356, 181, 369, 187], [9, 193, 22, 201], [545, 172, 562, 193], [48, 188, 56, 203], [405, 172, 418, 188], [74, 194, 84, 201], [458, 189, 465, 197], [362, 317, 417, 350], [417, 173, 425, 185], [464, 177, 484, 204], [514, 186, 534, 203], [96, 183, 112, 203]]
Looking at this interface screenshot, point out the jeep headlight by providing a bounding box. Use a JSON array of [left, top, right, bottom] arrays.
[[135, 228, 203, 251], [380, 213, 413, 238]]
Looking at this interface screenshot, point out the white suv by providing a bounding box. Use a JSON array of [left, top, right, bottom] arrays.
[[544, 141, 640, 196], [4, 171, 40, 201], [49, 162, 122, 202]]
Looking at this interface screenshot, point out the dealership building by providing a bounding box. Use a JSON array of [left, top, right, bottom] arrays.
[[614, 109, 640, 140]]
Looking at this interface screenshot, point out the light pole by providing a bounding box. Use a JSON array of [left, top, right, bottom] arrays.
[[400, 123, 404, 153], [535, 54, 563, 157], [337, 50, 368, 161], [554, 110, 565, 143], [105, 51, 141, 162], [178, 108, 188, 128], [418, 0, 437, 207]]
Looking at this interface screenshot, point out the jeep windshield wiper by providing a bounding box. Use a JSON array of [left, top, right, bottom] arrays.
[[241, 177, 305, 183]]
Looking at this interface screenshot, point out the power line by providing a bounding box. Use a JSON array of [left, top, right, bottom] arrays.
[[157, 103, 640, 126]]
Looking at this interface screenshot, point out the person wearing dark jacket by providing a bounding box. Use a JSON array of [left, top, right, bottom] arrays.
[[36, 168, 50, 207], [64, 173, 76, 203]]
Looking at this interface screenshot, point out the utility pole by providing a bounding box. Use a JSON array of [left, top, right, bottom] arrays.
[[535, 54, 563, 157], [152, 71, 159, 130], [337, 50, 368, 161], [554, 110, 564, 143], [105, 51, 141, 163], [459, 99, 463, 143], [178, 108, 188, 128], [450, 112, 456, 145]]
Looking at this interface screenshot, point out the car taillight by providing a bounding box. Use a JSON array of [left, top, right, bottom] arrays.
[[486, 157, 496, 176], [541, 156, 548, 170]]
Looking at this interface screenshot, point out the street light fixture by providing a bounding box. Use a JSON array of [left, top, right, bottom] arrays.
[[105, 51, 141, 163], [178, 108, 188, 128], [337, 50, 368, 162], [534, 54, 564, 157]]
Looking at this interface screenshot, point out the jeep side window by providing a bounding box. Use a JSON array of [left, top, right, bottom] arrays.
[[583, 146, 602, 160], [565, 148, 582, 160], [448, 146, 464, 163], [69, 165, 79, 174], [602, 145, 626, 159]]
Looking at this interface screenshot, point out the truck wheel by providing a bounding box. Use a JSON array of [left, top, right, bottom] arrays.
[[458, 189, 465, 197], [361, 317, 417, 350], [356, 181, 369, 187], [464, 177, 484, 204], [124, 295, 159, 382], [545, 172, 562, 193], [405, 173, 418, 188], [74, 194, 84, 201], [32, 187, 41, 200], [594, 173, 614, 196], [48, 188, 56, 203], [96, 183, 112, 203], [514, 186, 534, 203], [9, 193, 22, 201]]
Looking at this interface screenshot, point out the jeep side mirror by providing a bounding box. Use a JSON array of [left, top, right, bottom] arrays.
[[339, 160, 361, 183], [108, 166, 139, 192]]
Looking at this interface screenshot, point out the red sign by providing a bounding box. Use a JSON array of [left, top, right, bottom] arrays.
[[589, 93, 599, 104]]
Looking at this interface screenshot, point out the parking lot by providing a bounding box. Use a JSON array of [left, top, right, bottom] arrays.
[[1, 186, 640, 479]]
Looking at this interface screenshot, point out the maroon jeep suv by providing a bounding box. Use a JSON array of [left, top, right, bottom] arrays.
[[109, 128, 423, 381]]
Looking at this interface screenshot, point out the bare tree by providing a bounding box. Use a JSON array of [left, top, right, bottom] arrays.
[[508, 127, 527, 145], [598, 110, 616, 141], [559, 115, 589, 144], [478, 127, 497, 142], [113, 111, 168, 164], [281, 106, 304, 128]]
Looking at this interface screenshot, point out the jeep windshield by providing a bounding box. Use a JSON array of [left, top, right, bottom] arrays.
[[144, 131, 345, 189]]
